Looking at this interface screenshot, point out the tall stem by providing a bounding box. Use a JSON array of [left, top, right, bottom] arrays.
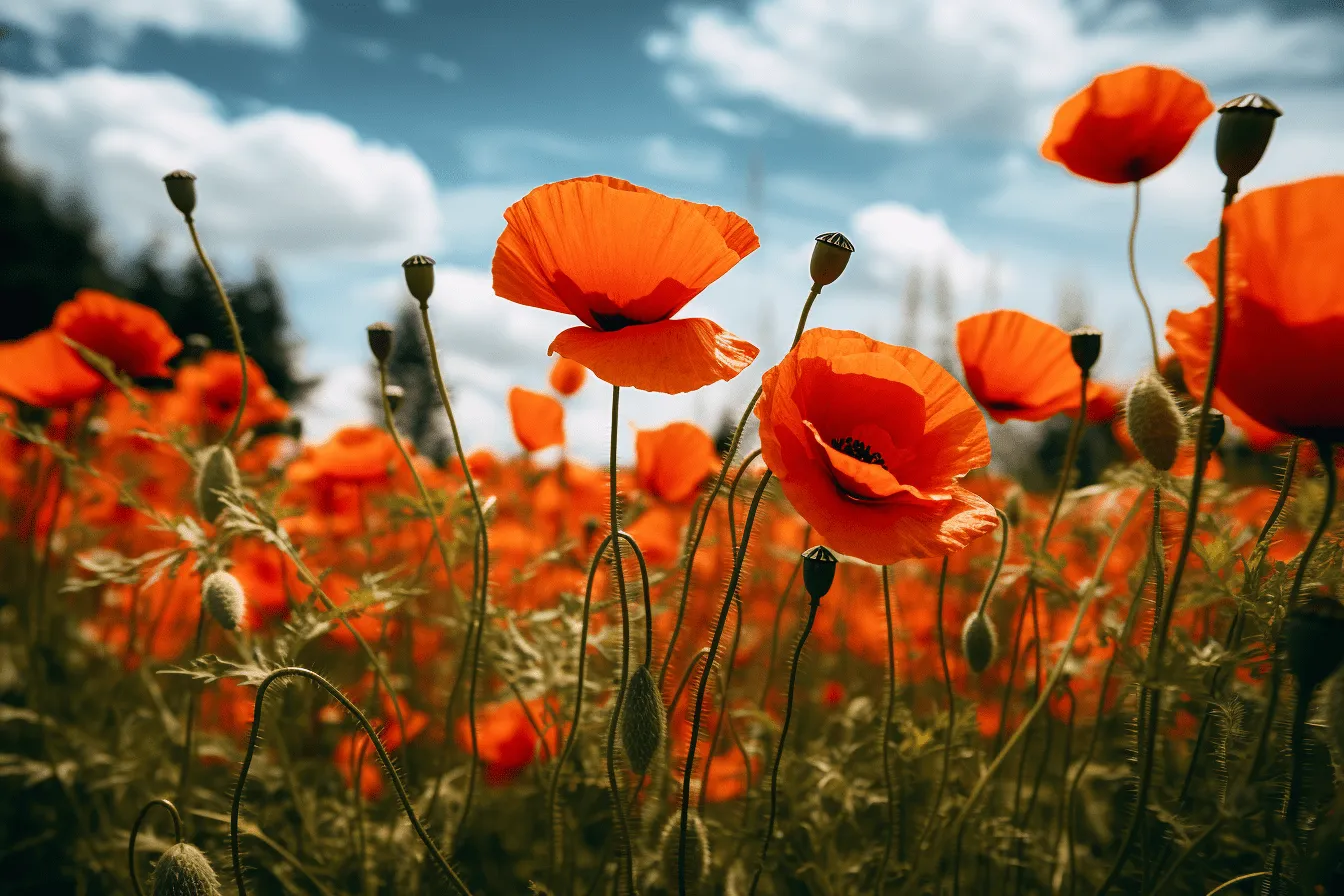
[[183, 217, 248, 445], [877, 564, 900, 894], [175, 605, 208, 832], [1127, 181, 1161, 372], [916, 558, 954, 852], [677, 473, 773, 895]]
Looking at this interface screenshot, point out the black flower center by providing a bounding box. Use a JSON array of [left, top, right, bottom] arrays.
[[830, 436, 887, 470]]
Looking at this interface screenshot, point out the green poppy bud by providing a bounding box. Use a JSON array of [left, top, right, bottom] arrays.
[[621, 665, 665, 776], [1216, 94, 1281, 189], [366, 322, 394, 364], [659, 812, 710, 893], [801, 545, 838, 602], [810, 232, 854, 287], [1125, 373, 1184, 471], [961, 612, 998, 674], [150, 842, 222, 896], [162, 170, 198, 218], [1069, 328, 1102, 376], [195, 445, 240, 524], [201, 571, 247, 631], [402, 254, 436, 304]]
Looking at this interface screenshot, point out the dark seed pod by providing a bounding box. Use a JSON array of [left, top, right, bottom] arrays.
[[810, 232, 854, 287], [1125, 372, 1184, 471], [402, 254, 436, 304], [162, 170, 198, 218], [151, 842, 222, 896], [201, 570, 247, 631], [1069, 328, 1102, 375], [366, 322, 394, 363], [961, 612, 999, 674], [1202, 410, 1226, 452], [195, 445, 240, 524], [659, 812, 711, 893], [1216, 93, 1281, 188], [1285, 596, 1344, 695], [621, 664, 665, 776], [384, 384, 405, 414], [801, 545, 838, 602]]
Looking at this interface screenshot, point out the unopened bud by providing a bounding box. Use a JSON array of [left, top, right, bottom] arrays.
[[1201, 410, 1226, 452], [961, 612, 999, 674], [1070, 328, 1102, 375], [1285, 596, 1344, 695], [201, 570, 247, 631], [621, 665, 665, 776], [162, 170, 198, 218], [1216, 94, 1281, 189], [659, 812, 711, 893], [366, 322, 394, 364], [810, 232, 854, 287], [801, 545, 838, 602], [1125, 373, 1184, 471], [384, 384, 405, 414], [195, 445, 240, 524], [402, 255, 435, 304], [151, 842, 222, 896]]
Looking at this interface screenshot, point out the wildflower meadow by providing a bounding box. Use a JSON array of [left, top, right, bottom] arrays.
[[4, 63, 1344, 896]]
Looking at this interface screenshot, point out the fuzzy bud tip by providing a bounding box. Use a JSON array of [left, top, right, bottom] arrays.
[[1125, 372, 1184, 471], [201, 570, 247, 631]]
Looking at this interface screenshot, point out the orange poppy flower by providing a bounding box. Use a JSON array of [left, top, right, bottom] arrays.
[[956, 310, 1106, 423], [757, 327, 998, 564], [0, 330, 104, 407], [1185, 175, 1344, 442], [508, 386, 565, 452], [492, 175, 760, 394], [1041, 65, 1213, 184], [634, 421, 720, 503], [455, 698, 562, 786], [1165, 304, 1284, 450], [167, 352, 289, 434], [548, 357, 588, 397], [288, 426, 400, 486]]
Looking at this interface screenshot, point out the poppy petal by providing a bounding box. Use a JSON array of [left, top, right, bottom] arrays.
[[508, 386, 566, 451], [0, 329, 103, 407], [634, 421, 720, 503], [549, 318, 759, 395]]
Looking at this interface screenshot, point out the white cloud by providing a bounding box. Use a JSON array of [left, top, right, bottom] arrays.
[[2, 0, 303, 50], [0, 68, 441, 267], [438, 183, 530, 259], [458, 129, 595, 179], [381, 0, 416, 14], [417, 53, 462, 83], [649, 0, 1344, 142], [851, 202, 993, 300], [640, 135, 726, 182]]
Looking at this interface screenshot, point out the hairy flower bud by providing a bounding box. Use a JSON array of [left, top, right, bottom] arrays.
[[151, 842, 222, 896], [162, 170, 198, 218], [1216, 94, 1281, 188], [1125, 373, 1184, 471], [1069, 328, 1102, 376], [801, 545, 838, 603], [201, 570, 247, 631], [1285, 596, 1344, 695], [621, 665, 665, 776], [961, 612, 999, 674], [195, 445, 240, 524], [810, 232, 854, 287], [659, 812, 710, 893], [366, 322, 394, 364], [402, 255, 436, 304]]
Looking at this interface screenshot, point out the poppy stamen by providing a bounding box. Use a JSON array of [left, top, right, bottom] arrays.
[[830, 436, 887, 470]]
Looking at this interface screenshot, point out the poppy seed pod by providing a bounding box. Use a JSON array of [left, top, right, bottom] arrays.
[[402, 254, 436, 304], [621, 665, 665, 776], [366, 322, 394, 364], [1200, 410, 1227, 452], [810, 232, 854, 287], [201, 570, 247, 631], [659, 812, 710, 893], [195, 445, 240, 524], [801, 545, 838, 603], [1216, 94, 1281, 187], [162, 170, 198, 218], [150, 842, 222, 896], [384, 384, 405, 414], [1069, 328, 1102, 375], [1125, 372, 1184, 471], [961, 612, 999, 674], [1284, 596, 1344, 695]]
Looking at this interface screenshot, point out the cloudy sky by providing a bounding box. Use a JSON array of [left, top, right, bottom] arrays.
[[1, 0, 1341, 460]]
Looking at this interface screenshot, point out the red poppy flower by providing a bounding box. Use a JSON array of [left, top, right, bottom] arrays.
[[1165, 304, 1285, 450], [492, 175, 760, 394], [508, 386, 565, 451], [0, 330, 104, 407], [634, 421, 719, 503], [548, 357, 588, 397], [957, 310, 1106, 423], [1185, 175, 1344, 442], [167, 351, 289, 434], [757, 327, 998, 564], [1041, 65, 1213, 184]]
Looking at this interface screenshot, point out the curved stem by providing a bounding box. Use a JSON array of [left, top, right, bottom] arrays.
[[416, 301, 492, 839], [974, 509, 1011, 618], [175, 603, 208, 830], [128, 798, 183, 896], [726, 448, 764, 557], [747, 591, 820, 895], [603, 386, 637, 896], [183, 217, 248, 445], [916, 558, 954, 853], [677, 473, 773, 896], [229, 668, 471, 896], [878, 564, 900, 895], [1127, 181, 1161, 372]]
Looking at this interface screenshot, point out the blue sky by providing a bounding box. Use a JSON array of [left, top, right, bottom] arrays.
[[2, 0, 1341, 460]]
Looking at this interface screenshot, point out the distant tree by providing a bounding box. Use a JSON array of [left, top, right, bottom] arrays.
[[368, 302, 450, 465]]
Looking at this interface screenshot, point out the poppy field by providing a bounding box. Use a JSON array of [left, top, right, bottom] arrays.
[[3, 63, 1344, 895]]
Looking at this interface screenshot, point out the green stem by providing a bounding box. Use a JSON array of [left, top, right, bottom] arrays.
[[677, 473, 773, 896], [758, 530, 810, 709], [175, 604, 208, 833], [128, 798, 183, 896], [184, 217, 248, 445], [229, 668, 471, 896], [877, 564, 900, 895], [916, 558, 954, 853], [1128, 180, 1162, 372]]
